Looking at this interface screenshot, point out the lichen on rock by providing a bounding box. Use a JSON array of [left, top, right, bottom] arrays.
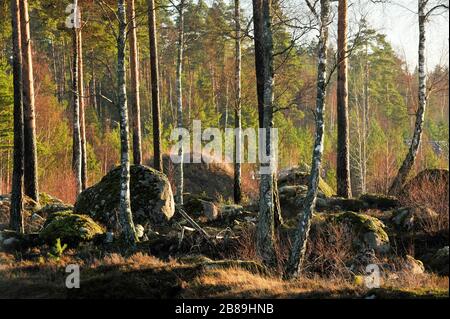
[[74, 165, 175, 229]]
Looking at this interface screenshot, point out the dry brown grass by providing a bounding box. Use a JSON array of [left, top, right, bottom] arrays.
[[400, 170, 449, 235], [0, 249, 448, 299], [40, 170, 78, 204]]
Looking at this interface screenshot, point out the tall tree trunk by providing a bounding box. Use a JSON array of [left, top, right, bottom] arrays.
[[71, 0, 82, 196], [362, 47, 369, 194], [175, 0, 185, 205], [336, 0, 351, 198], [252, 0, 264, 129], [147, 0, 163, 172], [10, 0, 24, 234], [117, 0, 138, 245], [284, 0, 330, 279], [254, 0, 278, 268], [389, 0, 427, 196], [19, 0, 39, 202], [127, 0, 142, 165], [253, 0, 283, 229], [78, 9, 87, 190], [234, 0, 242, 204]]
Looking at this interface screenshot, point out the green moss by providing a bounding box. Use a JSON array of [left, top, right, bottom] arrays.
[[367, 287, 449, 299], [39, 192, 64, 206], [328, 211, 389, 247], [40, 211, 104, 245], [318, 178, 335, 197]]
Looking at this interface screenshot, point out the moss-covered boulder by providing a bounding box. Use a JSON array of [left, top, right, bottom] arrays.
[[74, 165, 175, 229], [278, 166, 335, 197], [327, 212, 390, 253], [40, 211, 104, 245]]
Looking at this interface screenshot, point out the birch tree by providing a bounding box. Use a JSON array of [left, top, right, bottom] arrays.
[[147, 0, 163, 172], [71, 0, 82, 195], [284, 0, 330, 279], [10, 0, 24, 234], [336, 0, 352, 198], [234, 0, 242, 204], [253, 0, 283, 230], [254, 0, 278, 268], [127, 0, 142, 165], [389, 0, 449, 195], [19, 0, 39, 202], [175, 0, 185, 205], [117, 0, 138, 244], [78, 8, 87, 190]]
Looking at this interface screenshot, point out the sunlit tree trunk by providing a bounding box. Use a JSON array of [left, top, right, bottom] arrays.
[[252, 0, 264, 129], [254, 0, 278, 268], [175, 0, 185, 205], [78, 9, 87, 190], [71, 0, 82, 196], [147, 0, 163, 172], [253, 0, 283, 230], [389, 0, 427, 195], [336, 0, 351, 198], [234, 0, 242, 204], [19, 0, 39, 202], [127, 0, 142, 165], [117, 0, 138, 244], [10, 0, 24, 234], [284, 0, 330, 279]]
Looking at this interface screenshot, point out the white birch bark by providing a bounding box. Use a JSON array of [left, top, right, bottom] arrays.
[[256, 0, 277, 268], [284, 0, 330, 279], [175, 0, 185, 205], [389, 0, 428, 195], [117, 0, 138, 244]]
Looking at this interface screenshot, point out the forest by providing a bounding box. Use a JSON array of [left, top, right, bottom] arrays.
[[0, 0, 448, 300]]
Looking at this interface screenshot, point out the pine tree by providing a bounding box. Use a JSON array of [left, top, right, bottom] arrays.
[[336, 0, 352, 198], [19, 0, 39, 202], [10, 0, 25, 234], [127, 0, 142, 165], [147, 0, 163, 172]]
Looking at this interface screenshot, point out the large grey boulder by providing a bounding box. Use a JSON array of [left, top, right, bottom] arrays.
[[74, 165, 175, 229]]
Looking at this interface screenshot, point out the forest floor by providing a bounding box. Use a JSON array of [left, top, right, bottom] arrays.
[[0, 249, 448, 299]]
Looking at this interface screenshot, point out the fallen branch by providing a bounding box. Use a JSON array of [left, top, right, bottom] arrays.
[[176, 207, 211, 242]]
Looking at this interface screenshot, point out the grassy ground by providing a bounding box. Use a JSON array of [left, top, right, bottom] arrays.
[[0, 250, 447, 299]]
